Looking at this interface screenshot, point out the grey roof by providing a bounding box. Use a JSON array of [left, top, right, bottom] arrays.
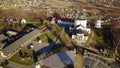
[[77, 29, 84, 34], [1, 29, 41, 56], [41, 51, 76, 68]]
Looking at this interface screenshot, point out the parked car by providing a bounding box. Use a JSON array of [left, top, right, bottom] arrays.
[[27, 43, 34, 49]]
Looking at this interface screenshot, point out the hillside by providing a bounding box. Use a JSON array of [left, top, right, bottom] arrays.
[[0, 0, 120, 18]]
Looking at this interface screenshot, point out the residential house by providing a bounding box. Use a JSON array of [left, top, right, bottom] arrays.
[[95, 19, 102, 28], [21, 18, 27, 24]]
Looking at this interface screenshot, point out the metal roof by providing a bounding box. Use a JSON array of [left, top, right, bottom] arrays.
[[41, 51, 76, 68], [60, 18, 74, 23], [1, 29, 41, 57]]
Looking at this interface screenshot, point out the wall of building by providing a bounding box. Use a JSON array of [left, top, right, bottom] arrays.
[[75, 20, 87, 29], [95, 20, 102, 28]]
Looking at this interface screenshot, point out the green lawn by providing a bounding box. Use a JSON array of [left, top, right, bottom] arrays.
[[59, 29, 72, 47], [2, 66, 12, 68], [34, 24, 61, 43], [42, 31, 56, 43], [93, 28, 107, 47], [9, 48, 34, 66], [42, 25, 61, 43], [38, 30, 49, 40], [92, 23, 112, 48]]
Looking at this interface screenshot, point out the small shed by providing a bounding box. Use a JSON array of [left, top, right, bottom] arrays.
[[21, 18, 27, 24], [95, 19, 102, 28], [6, 30, 18, 36]]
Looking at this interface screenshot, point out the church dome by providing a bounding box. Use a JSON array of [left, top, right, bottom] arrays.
[[74, 11, 87, 20]]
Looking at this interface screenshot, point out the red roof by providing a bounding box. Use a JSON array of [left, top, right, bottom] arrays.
[[112, 20, 119, 25]]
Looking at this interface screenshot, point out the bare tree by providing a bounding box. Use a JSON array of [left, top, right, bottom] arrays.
[[112, 20, 120, 61]]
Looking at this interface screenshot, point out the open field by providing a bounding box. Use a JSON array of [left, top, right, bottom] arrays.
[[0, 0, 120, 17], [44, 0, 72, 8]]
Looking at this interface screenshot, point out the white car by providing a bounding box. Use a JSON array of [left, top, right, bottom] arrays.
[[27, 44, 34, 49]]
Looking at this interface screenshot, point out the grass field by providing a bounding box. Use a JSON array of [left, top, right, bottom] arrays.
[[42, 25, 60, 43], [9, 48, 34, 66], [44, 0, 72, 8], [92, 23, 112, 48]]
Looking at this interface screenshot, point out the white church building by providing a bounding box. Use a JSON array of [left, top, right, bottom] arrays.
[[72, 13, 91, 43], [57, 11, 91, 43]]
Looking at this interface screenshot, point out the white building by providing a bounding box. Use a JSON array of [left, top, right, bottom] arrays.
[[95, 19, 102, 28], [57, 11, 91, 43], [72, 12, 91, 43], [35, 64, 40, 68], [21, 18, 27, 24], [75, 20, 87, 30], [6, 30, 18, 36]]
